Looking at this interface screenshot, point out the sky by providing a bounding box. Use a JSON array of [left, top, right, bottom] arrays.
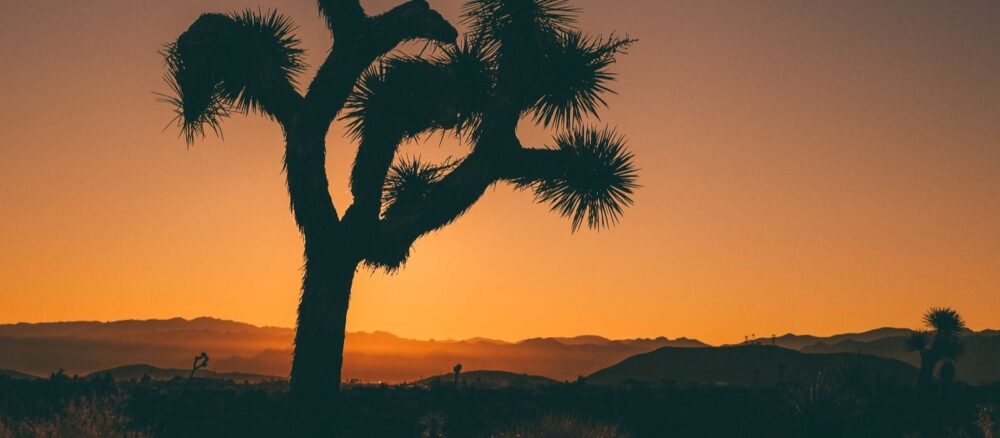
[[1, 0, 998, 345]]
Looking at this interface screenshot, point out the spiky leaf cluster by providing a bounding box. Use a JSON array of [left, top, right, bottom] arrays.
[[343, 42, 494, 142], [906, 308, 967, 361], [382, 157, 454, 212], [161, 10, 304, 143], [530, 32, 634, 128], [904, 331, 930, 353], [924, 307, 966, 334], [460, 0, 633, 130], [439, 38, 496, 138], [346, 0, 633, 142], [523, 127, 638, 231], [462, 0, 577, 51], [344, 57, 456, 141]]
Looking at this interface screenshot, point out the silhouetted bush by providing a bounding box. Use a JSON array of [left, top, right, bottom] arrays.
[[2, 375, 999, 437], [492, 415, 626, 438]]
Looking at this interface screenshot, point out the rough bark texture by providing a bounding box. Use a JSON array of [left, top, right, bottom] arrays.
[[289, 238, 358, 435]]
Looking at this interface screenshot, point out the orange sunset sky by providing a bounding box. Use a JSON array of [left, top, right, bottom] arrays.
[[1, 0, 998, 345]]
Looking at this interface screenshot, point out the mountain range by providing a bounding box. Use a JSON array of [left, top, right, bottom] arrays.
[[587, 345, 918, 386], [0, 318, 703, 382], [1, 318, 997, 384]]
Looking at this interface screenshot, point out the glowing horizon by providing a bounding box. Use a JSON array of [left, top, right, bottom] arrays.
[[1, 0, 998, 346]]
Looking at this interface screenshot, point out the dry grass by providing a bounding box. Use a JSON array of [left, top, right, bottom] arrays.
[[0, 398, 145, 438], [979, 405, 998, 438], [491, 415, 628, 438]]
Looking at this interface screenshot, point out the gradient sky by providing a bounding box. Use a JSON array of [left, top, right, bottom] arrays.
[[1, 0, 998, 345]]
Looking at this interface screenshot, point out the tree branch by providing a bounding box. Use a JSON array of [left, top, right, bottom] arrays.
[[317, 0, 366, 34], [345, 127, 407, 223], [368, 0, 458, 52], [366, 143, 563, 270], [285, 0, 456, 237], [342, 59, 462, 229], [495, 147, 572, 183], [268, 84, 305, 128], [300, 1, 457, 137], [366, 151, 499, 269], [162, 12, 306, 141]]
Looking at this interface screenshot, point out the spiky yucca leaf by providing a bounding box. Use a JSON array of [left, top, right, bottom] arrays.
[[462, 0, 577, 49], [438, 37, 496, 139], [161, 10, 304, 143], [382, 157, 455, 212], [342, 64, 386, 139], [366, 157, 454, 273], [904, 331, 930, 352], [531, 32, 634, 128], [463, 0, 576, 107], [924, 307, 966, 334], [343, 56, 460, 141], [524, 127, 638, 231]]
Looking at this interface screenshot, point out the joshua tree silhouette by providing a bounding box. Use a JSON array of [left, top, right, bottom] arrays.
[[453, 363, 462, 384], [905, 307, 966, 393], [161, 0, 637, 433], [189, 352, 209, 379]]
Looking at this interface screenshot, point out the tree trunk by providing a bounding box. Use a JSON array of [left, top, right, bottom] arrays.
[[918, 353, 935, 393], [283, 52, 364, 433], [289, 236, 359, 436], [915, 353, 938, 434]]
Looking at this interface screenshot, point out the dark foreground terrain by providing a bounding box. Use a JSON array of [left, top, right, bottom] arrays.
[[1, 371, 998, 438]]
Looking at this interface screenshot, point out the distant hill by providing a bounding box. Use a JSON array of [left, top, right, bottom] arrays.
[[0, 317, 294, 354], [548, 335, 615, 346], [802, 333, 1000, 384], [0, 369, 38, 380], [87, 364, 285, 383], [748, 328, 912, 350], [0, 318, 704, 382], [587, 345, 918, 386], [412, 370, 558, 388]]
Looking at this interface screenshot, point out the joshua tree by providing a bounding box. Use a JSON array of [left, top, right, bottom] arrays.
[[190, 352, 210, 379], [905, 307, 966, 393], [453, 363, 462, 384], [161, 0, 637, 433]]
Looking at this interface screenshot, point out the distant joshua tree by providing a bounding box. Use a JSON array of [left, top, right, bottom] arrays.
[[453, 363, 462, 384], [160, 0, 638, 434], [904, 307, 966, 393], [190, 352, 209, 379]]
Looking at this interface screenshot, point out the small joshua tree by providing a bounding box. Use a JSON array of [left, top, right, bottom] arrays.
[[904, 307, 966, 394], [190, 352, 210, 379], [453, 363, 462, 384], [162, 0, 638, 433]]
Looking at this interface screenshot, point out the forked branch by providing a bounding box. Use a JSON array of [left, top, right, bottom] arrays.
[[366, 127, 637, 270]]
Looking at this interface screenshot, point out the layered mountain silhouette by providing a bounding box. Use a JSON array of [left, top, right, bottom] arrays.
[[801, 333, 1000, 384], [587, 345, 917, 386], [0, 318, 702, 382], [1, 318, 997, 384], [412, 370, 558, 388], [755, 328, 912, 350]]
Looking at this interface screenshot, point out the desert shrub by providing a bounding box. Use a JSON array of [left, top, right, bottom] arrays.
[[491, 415, 626, 438], [0, 397, 145, 438], [979, 405, 998, 438]]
